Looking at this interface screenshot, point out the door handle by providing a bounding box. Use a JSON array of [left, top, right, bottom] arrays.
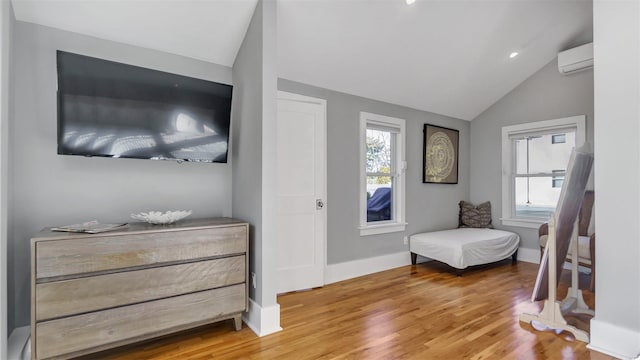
[[316, 199, 325, 210]]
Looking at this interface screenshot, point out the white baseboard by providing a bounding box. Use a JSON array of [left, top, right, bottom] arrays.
[[8, 326, 29, 360], [517, 247, 540, 264], [243, 298, 282, 337], [324, 248, 535, 285], [588, 319, 640, 359], [325, 252, 412, 284]]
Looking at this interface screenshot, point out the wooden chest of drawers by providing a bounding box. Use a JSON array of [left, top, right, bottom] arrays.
[[30, 217, 249, 360]]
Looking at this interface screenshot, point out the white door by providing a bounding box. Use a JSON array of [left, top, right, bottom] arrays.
[[276, 91, 326, 294]]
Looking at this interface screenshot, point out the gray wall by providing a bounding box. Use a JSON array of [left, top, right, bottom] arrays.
[[232, 0, 278, 311], [9, 22, 234, 331], [259, 0, 279, 310], [1, 0, 15, 347], [232, 2, 264, 303], [470, 59, 594, 250], [278, 79, 470, 265]]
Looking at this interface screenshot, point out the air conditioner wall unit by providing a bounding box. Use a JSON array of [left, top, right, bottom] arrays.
[[558, 42, 593, 75]]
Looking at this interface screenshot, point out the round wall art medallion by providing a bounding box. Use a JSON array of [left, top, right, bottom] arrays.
[[426, 131, 455, 182]]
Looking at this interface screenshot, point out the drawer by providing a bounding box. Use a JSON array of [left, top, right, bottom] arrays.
[[36, 284, 246, 360], [35, 255, 245, 321], [36, 225, 247, 279]]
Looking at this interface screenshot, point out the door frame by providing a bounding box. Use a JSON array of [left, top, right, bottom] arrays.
[[276, 90, 327, 290]]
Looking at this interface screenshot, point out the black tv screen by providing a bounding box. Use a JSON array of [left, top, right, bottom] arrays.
[[57, 51, 232, 163]]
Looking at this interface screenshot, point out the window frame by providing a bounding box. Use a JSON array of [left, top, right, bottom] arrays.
[[501, 116, 586, 228], [359, 112, 407, 236]]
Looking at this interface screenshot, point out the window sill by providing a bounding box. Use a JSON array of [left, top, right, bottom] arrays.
[[500, 217, 546, 229], [359, 222, 407, 236]]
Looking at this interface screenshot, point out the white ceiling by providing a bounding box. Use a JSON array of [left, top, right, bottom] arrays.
[[278, 0, 593, 120], [11, 0, 259, 67], [11, 0, 593, 121]]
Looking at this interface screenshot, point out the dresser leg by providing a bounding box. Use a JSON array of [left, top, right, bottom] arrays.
[[233, 314, 242, 331]]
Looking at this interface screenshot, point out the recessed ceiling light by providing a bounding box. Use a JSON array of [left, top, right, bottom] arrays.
[[509, 52, 519, 59], [406, 0, 416, 5]]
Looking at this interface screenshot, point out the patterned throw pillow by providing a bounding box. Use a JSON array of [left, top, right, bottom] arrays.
[[458, 201, 493, 228]]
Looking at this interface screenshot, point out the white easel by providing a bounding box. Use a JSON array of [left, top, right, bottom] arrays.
[[519, 216, 594, 342]]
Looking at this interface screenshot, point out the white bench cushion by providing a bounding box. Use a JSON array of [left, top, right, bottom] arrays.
[[410, 228, 520, 269]]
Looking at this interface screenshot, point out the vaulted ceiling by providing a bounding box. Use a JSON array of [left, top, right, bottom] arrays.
[[11, 0, 593, 121]]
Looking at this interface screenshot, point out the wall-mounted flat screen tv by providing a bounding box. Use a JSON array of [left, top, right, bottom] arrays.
[[57, 51, 232, 163]]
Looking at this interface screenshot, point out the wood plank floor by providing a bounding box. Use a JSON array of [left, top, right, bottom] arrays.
[[83, 260, 616, 360]]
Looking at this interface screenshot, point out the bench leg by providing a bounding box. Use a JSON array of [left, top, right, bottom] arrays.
[[411, 252, 417, 265], [512, 250, 518, 264]]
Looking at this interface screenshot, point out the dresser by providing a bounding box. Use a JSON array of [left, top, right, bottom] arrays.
[[30, 217, 249, 360]]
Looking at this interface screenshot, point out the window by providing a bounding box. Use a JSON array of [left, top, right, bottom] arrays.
[[501, 116, 586, 228], [359, 112, 406, 236], [552, 134, 566, 144], [552, 170, 564, 188]]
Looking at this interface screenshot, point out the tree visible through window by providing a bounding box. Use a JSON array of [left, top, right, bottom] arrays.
[[359, 112, 406, 236], [366, 128, 393, 222]]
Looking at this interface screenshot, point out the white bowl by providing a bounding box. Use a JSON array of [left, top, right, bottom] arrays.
[[130, 210, 192, 225]]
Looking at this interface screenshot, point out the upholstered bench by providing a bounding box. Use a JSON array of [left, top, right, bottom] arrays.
[[410, 201, 520, 272], [410, 228, 520, 269]]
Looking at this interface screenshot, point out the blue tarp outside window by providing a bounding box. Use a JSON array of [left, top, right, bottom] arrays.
[[367, 187, 391, 222]]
